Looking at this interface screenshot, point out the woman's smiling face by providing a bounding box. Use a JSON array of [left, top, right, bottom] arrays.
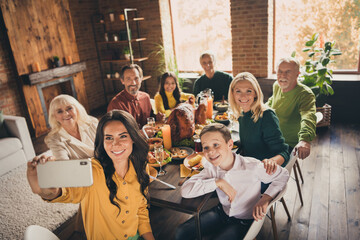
[[232, 80, 256, 113], [54, 104, 78, 127], [103, 120, 133, 164], [164, 77, 177, 93]]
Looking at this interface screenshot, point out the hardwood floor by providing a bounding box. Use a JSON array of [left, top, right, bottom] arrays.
[[33, 123, 360, 239]]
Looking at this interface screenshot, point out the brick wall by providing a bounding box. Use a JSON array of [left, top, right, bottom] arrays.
[[69, 0, 105, 110], [98, 0, 165, 98], [231, 0, 270, 77], [0, 15, 25, 116]]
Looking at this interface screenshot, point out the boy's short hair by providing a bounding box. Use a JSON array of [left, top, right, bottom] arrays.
[[200, 123, 231, 143]]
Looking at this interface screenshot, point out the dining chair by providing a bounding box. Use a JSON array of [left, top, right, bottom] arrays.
[[24, 225, 60, 240], [243, 184, 288, 240], [289, 111, 323, 207]]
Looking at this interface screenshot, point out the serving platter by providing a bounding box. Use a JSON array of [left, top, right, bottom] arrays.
[[170, 146, 194, 161]]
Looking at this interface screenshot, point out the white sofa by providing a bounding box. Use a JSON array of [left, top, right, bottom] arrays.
[[0, 115, 35, 176]]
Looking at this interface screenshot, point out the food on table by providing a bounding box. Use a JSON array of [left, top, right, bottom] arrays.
[[148, 137, 163, 151], [147, 150, 170, 164], [195, 103, 207, 125], [215, 112, 229, 121], [188, 154, 202, 167], [167, 103, 209, 142], [170, 147, 188, 159], [193, 162, 204, 171], [167, 103, 195, 142]]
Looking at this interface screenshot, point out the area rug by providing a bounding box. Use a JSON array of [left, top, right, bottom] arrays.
[[0, 160, 78, 239]]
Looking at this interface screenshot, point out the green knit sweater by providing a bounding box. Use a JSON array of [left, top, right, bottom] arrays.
[[267, 82, 316, 148], [238, 109, 290, 166]]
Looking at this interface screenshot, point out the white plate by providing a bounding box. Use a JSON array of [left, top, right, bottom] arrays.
[[183, 152, 205, 172]]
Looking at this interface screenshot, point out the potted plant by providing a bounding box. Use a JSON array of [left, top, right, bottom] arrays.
[[52, 56, 61, 67], [122, 46, 132, 60], [291, 33, 342, 127]]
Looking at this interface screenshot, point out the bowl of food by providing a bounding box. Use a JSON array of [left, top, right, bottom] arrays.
[[214, 112, 230, 125], [148, 137, 163, 151], [215, 103, 229, 112]]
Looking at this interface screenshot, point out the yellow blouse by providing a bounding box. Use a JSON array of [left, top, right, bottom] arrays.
[[154, 91, 194, 117], [49, 158, 152, 240]]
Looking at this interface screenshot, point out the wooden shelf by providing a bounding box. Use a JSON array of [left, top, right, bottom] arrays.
[[21, 62, 87, 85], [97, 38, 146, 44], [101, 57, 148, 63], [104, 75, 151, 81], [95, 17, 145, 25]]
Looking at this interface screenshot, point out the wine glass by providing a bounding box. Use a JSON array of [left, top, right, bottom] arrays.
[[147, 117, 155, 127], [154, 145, 166, 176]]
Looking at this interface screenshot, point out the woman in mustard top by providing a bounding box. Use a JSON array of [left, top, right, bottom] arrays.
[[27, 110, 155, 240], [154, 72, 195, 117]]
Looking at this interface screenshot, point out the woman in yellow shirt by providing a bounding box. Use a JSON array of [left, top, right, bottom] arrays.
[[27, 110, 155, 240], [154, 72, 195, 117]]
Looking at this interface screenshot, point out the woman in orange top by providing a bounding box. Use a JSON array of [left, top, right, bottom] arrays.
[[27, 110, 155, 240]]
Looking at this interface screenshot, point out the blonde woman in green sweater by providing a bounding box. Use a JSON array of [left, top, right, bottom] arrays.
[[154, 72, 195, 117], [228, 72, 289, 178]]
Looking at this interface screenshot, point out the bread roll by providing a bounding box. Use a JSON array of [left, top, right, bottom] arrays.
[[188, 155, 202, 167]]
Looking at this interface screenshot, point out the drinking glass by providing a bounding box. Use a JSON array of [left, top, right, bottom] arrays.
[[147, 117, 155, 127], [193, 135, 202, 153], [154, 145, 166, 176]]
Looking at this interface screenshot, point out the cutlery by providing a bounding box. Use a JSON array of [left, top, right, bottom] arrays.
[[149, 175, 176, 189]]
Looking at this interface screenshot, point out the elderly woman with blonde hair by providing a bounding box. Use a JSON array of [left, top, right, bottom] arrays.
[[44, 94, 98, 160], [228, 72, 289, 178]]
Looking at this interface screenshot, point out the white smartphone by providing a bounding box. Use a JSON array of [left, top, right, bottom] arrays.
[[37, 159, 93, 188]]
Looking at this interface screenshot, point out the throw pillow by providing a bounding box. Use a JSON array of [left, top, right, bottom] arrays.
[[0, 110, 9, 138]]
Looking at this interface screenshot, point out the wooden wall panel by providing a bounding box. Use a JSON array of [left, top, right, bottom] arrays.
[[0, 0, 88, 136], [0, 0, 79, 75]]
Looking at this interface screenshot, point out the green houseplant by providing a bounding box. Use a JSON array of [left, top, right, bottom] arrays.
[[292, 33, 342, 127], [122, 46, 132, 60], [291, 33, 342, 107]]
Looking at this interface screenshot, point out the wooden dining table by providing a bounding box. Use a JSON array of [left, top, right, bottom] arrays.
[[148, 115, 240, 239], [148, 161, 214, 240]]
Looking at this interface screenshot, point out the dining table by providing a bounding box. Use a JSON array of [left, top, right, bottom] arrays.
[[148, 115, 240, 240]]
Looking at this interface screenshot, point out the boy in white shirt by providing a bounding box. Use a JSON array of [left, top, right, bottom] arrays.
[[176, 123, 289, 239]]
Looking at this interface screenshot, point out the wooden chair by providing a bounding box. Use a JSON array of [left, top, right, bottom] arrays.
[[290, 112, 323, 206], [243, 184, 288, 240]]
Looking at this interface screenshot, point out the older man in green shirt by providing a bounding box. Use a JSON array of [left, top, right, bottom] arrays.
[[267, 57, 316, 160]]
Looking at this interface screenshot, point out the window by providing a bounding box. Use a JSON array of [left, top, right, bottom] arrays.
[[274, 0, 360, 72], [170, 0, 232, 72]]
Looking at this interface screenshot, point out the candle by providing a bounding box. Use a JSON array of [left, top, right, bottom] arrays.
[[162, 124, 172, 150], [33, 62, 41, 72], [206, 96, 213, 119], [66, 56, 72, 65]]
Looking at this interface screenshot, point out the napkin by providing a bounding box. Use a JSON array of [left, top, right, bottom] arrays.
[[180, 164, 199, 177]]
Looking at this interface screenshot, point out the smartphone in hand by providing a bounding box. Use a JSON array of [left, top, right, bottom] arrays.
[[37, 159, 93, 188]]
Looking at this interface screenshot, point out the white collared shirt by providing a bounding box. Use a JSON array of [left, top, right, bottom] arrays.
[[181, 153, 289, 219]]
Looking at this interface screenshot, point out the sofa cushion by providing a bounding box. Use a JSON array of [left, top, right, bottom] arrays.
[[0, 138, 22, 159], [0, 110, 9, 138]]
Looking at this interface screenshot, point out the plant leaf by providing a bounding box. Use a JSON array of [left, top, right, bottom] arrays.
[[326, 84, 334, 95], [308, 52, 315, 57], [312, 33, 319, 42], [302, 47, 311, 52], [317, 67, 327, 76], [322, 57, 330, 66], [291, 51, 296, 57], [305, 40, 315, 47], [325, 76, 332, 84]]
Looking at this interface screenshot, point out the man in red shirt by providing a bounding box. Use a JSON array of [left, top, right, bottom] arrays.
[[107, 64, 158, 128]]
